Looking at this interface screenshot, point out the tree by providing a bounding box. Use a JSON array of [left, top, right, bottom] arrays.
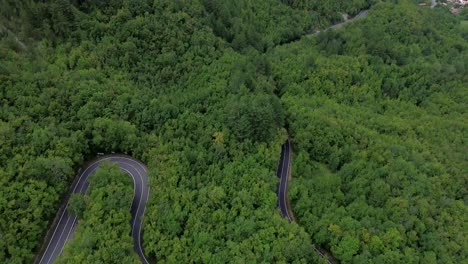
[[68, 194, 87, 218], [226, 93, 284, 142], [333, 235, 360, 262]]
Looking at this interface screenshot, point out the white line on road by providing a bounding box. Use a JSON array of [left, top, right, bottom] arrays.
[[281, 142, 292, 221], [39, 162, 99, 264], [39, 156, 149, 264]]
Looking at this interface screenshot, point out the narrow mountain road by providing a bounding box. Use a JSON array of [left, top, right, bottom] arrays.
[[307, 9, 369, 37], [0, 25, 27, 51], [275, 9, 372, 261], [35, 156, 150, 264], [277, 140, 334, 264], [32, 8, 372, 258], [276, 140, 294, 222]]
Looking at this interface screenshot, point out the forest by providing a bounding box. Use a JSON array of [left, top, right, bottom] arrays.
[[0, 0, 466, 263], [272, 2, 467, 263]]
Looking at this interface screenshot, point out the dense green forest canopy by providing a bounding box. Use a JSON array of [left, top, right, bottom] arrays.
[[272, 2, 467, 263], [0, 0, 466, 263]]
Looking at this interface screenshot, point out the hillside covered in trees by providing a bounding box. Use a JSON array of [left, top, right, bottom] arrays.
[[272, 2, 467, 263], [0, 0, 466, 263]]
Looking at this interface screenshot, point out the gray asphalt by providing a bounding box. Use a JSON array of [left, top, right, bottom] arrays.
[[276, 140, 333, 264], [307, 9, 369, 37], [276, 140, 293, 222], [37, 156, 150, 264]]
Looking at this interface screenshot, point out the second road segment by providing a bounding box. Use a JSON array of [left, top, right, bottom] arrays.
[[277, 140, 334, 264]]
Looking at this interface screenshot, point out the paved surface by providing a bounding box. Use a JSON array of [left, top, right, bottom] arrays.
[[276, 140, 293, 222], [37, 156, 150, 264], [276, 140, 333, 264], [307, 9, 369, 37]]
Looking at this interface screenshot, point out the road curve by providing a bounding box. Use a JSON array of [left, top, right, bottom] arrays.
[[307, 9, 369, 37], [276, 140, 294, 222], [276, 140, 333, 264], [36, 156, 150, 264]]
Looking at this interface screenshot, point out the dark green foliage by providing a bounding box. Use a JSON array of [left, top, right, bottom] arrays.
[[0, 0, 77, 43], [85, 0, 223, 88], [282, 0, 374, 21], [68, 193, 86, 218], [201, 0, 312, 51], [226, 93, 284, 142]]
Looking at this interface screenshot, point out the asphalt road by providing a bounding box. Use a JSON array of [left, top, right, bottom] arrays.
[[36, 156, 150, 264], [307, 9, 369, 37], [276, 140, 333, 264], [276, 140, 293, 222]]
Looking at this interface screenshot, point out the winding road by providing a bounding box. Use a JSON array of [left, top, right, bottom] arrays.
[[277, 8, 374, 260], [277, 140, 334, 264], [36, 156, 150, 264], [276, 140, 294, 222], [307, 9, 369, 37], [35, 7, 373, 262]]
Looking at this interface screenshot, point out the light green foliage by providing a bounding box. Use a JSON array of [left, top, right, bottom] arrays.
[[0, 0, 328, 262], [57, 162, 139, 264], [140, 51, 317, 262], [0, 177, 59, 262], [1, 0, 465, 263], [274, 1, 467, 263]]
